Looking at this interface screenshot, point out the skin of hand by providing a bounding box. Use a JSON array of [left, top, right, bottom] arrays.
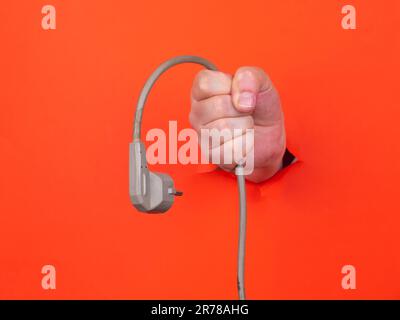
[[190, 67, 286, 183]]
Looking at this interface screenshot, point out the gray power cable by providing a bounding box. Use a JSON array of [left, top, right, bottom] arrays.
[[133, 55, 217, 140], [133, 55, 247, 300], [235, 165, 247, 300]]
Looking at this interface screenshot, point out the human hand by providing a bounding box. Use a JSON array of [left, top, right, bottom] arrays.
[[190, 67, 286, 183]]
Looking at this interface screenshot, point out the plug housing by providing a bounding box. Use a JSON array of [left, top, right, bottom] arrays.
[[129, 141, 182, 213]]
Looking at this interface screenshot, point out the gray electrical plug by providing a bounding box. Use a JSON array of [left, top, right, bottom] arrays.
[[129, 140, 182, 213]]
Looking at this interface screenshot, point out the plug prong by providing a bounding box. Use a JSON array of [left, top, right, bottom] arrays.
[[174, 190, 183, 196]]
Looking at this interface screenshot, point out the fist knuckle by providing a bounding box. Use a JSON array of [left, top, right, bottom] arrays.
[[196, 70, 222, 93], [237, 67, 256, 78], [198, 76, 210, 93], [237, 66, 269, 84]]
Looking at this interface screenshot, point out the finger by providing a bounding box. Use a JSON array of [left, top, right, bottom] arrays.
[[191, 70, 232, 101], [201, 116, 254, 136], [189, 94, 242, 130], [231, 66, 272, 113], [208, 130, 255, 172], [200, 116, 254, 145]]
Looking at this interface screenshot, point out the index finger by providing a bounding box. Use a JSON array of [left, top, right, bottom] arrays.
[[191, 70, 232, 101]]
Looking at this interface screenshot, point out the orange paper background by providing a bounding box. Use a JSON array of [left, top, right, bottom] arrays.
[[0, 0, 399, 299]]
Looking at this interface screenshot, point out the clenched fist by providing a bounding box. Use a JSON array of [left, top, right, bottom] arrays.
[[190, 67, 286, 183]]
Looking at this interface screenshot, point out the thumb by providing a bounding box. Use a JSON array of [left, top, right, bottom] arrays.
[[231, 66, 272, 113]]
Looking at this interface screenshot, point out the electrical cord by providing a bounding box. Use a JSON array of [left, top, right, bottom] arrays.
[[235, 165, 247, 300], [133, 55, 247, 300], [133, 56, 217, 140]]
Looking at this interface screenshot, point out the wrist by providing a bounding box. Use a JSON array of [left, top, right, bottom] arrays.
[[244, 148, 295, 183]]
